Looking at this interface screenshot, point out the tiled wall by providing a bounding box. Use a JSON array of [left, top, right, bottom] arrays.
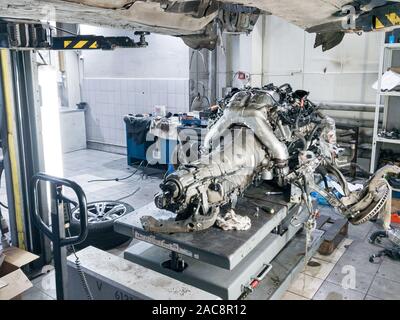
[[82, 78, 189, 149]]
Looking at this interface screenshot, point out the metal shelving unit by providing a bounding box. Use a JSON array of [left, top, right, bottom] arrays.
[[371, 36, 400, 172]]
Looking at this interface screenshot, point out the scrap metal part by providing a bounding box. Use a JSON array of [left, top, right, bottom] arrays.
[[141, 207, 220, 233], [349, 165, 400, 227]]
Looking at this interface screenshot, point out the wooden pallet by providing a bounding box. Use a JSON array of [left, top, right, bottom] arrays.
[[317, 215, 349, 256]]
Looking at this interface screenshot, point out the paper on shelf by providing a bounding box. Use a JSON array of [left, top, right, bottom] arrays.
[[372, 70, 400, 92]]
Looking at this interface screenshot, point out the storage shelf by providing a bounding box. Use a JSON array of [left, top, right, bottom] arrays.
[[379, 91, 400, 97], [376, 137, 400, 145], [384, 43, 400, 50], [371, 36, 400, 172]]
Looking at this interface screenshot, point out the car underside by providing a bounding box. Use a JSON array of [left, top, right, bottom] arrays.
[[1, 0, 400, 50]]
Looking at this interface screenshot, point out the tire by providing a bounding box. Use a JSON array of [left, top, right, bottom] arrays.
[[69, 201, 134, 251]]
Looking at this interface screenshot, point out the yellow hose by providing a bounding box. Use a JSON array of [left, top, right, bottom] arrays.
[[0, 49, 25, 249]]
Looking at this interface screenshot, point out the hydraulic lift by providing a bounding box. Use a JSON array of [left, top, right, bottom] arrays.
[[67, 183, 325, 300]]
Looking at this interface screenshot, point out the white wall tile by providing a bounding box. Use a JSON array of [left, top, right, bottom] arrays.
[[167, 93, 175, 110], [136, 80, 144, 93], [128, 92, 135, 105], [143, 80, 151, 95], [127, 80, 135, 92], [167, 81, 175, 94], [87, 79, 94, 91], [106, 92, 114, 104], [95, 91, 106, 104], [154, 79, 162, 92], [136, 93, 144, 107], [121, 91, 128, 105], [160, 81, 168, 93], [176, 80, 185, 94], [93, 79, 100, 91], [152, 93, 160, 106], [159, 92, 168, 104], [120, 80, 128, 92], [83, 77, 188, 146], [100, 79, 109, 91]]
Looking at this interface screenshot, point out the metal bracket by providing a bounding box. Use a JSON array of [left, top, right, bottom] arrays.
[[357, 3, 400, 31], [52, 33, 149, 50], [141, 206, 219, 233], [0, 20, 149, 50], [309, 3, 400, 51]]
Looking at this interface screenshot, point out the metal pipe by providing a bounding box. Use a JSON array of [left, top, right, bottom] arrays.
[[204, 104, 289, 163], [318, 103, 384, 113], [335, 119, 381, 128], [208, 48, 217, 105]]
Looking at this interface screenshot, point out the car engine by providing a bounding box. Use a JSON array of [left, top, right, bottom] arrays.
[[141, 84, 400, 234]]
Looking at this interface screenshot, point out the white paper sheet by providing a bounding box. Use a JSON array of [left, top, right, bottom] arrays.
[[372, 70, 400, 91]]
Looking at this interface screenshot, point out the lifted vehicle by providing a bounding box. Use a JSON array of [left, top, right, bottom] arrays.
[[0, 0, 400, 50]]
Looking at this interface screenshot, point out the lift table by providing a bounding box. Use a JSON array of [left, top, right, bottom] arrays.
[[114, 185, 324, 300]]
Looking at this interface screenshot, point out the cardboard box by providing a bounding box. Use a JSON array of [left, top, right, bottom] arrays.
[[0, 247, 39, 300]]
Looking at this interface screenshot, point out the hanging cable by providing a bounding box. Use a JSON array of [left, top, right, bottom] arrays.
[[88, 161, 145, 183], [0, 201, 8, 210], [66, 229, 93, 300], [115, 187, 141, 202], [37, 51, 48, 66]]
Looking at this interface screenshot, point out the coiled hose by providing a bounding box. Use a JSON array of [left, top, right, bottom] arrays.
[[67, 229, 93, 300]]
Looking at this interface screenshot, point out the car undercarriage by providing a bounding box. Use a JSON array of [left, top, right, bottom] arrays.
[[1, 0, 400, 50]]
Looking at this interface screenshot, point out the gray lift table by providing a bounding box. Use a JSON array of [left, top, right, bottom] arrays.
[[114, 185, 325, 300]]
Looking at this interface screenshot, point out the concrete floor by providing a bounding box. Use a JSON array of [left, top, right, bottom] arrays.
[[10, 149, 400, 300]]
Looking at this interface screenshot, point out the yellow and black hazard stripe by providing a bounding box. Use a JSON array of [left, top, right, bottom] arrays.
[[374, 11, 400, 30], [355, 3, 400, 31], [50, 35, 141, 51], [63, 39, 98, 49], [52, 37, 100, 50]]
